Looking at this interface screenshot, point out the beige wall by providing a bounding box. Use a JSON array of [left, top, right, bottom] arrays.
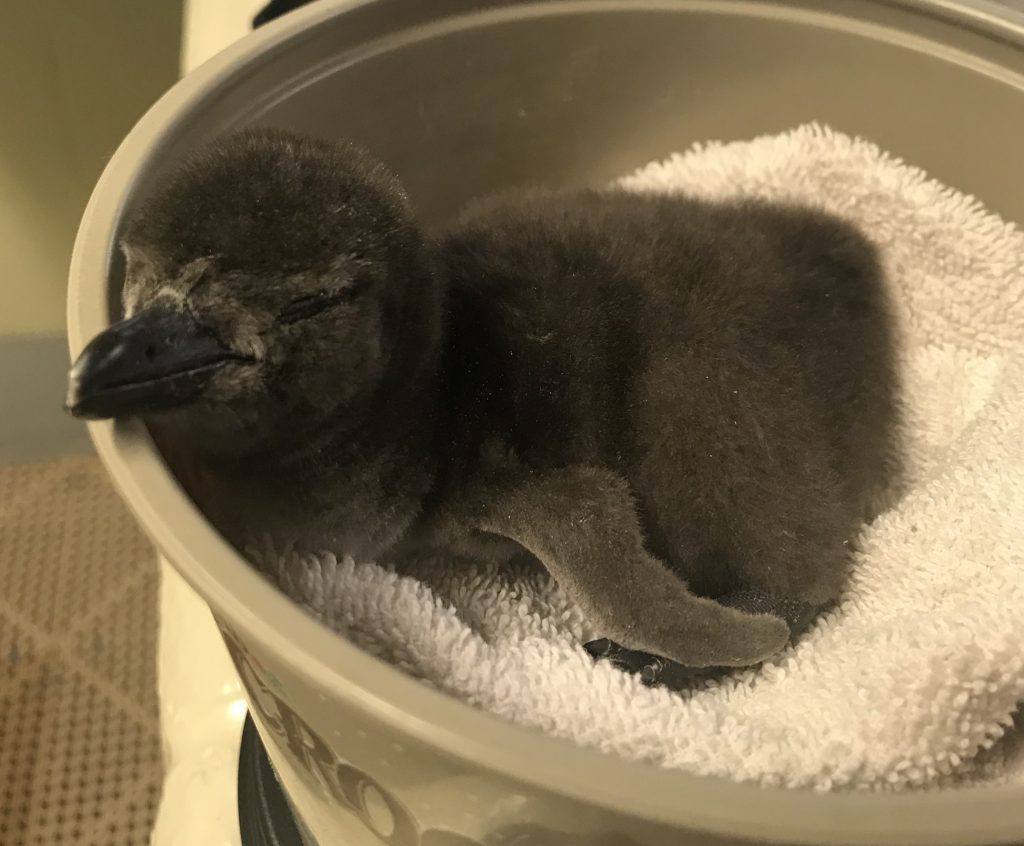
[[0, 0, 182, 336], [182, 0, 264, 71]]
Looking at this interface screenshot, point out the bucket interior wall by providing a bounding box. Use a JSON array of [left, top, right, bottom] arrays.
[[122, 1, 1024, 231]]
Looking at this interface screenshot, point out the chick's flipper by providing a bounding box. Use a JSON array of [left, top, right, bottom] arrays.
[[457, 465, 790, 669], [584, 589, 824, 690]]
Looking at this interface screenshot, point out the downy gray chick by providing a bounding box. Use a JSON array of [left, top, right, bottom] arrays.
[[67, 128, 898, 675]]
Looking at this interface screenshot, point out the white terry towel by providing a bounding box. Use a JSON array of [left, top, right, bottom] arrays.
[[255, 124, 1024, 791]]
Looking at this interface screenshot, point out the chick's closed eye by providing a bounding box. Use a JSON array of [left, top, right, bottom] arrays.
[[278, 291, 348, 324], [277, 276, 374, 324]]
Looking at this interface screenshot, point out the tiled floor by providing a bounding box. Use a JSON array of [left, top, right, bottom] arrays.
[[0, 455, 162, 845]]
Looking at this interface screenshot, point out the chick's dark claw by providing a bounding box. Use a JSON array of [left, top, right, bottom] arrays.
[[584, 638, 731, 691], [583, 638, 665, 683], [583, 638, 644, 671]]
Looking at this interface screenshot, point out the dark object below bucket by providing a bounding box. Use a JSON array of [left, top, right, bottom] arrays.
[[252, 0, 317, 28], [238, 715, 309, 846]]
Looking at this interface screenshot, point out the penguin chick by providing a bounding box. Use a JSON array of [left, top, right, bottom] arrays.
[[67, 128, 898, 671]]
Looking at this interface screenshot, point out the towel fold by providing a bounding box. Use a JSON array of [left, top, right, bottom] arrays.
[[256, 124, 1024, 791]]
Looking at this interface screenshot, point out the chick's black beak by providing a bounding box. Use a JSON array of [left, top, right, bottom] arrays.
[[66, 307, 250, 420]]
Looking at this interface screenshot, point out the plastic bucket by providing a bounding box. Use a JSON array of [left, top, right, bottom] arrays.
[[68, 2, 1024, 843]]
